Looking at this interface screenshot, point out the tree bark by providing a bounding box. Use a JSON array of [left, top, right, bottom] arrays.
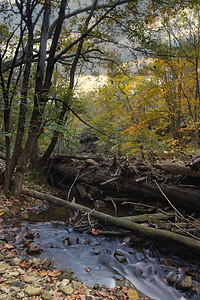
[[153, 161, 200, 177]]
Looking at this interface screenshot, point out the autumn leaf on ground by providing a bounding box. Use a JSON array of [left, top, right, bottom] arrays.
[[4, 243, 14, 249], [40, 271, 48, 277], [119, 287, 128, 294], [47, 271, 56, 277], [19, 261, 30, 269]]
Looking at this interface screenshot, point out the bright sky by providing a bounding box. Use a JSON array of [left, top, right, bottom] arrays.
[[75, 75, 108, 92]]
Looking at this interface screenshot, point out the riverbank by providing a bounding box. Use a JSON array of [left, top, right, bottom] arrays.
[[0, 190, 149, 300]]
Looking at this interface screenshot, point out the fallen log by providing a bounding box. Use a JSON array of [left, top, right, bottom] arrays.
[[48, 158, 200, 212], [118, 211, 175, 222], [153, 161, 200, 177], [22, 188, 200, 253]]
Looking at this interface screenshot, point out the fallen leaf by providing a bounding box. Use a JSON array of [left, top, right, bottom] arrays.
[[85, 267, 90, 272], [47, 271, 56, 277], [164, 257, 170, 265], [119, 287, 128, 294], [4, 243, 14, 249], [91, 228, 100, 235], [19, 262, 30, 269], [40, 271, 48, 277]]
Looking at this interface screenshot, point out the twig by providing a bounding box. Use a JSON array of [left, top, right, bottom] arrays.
[[87, 209, 95, 227], [154, 180, 186, 219], [173, 223, 200, 241], [107, 196, 117, 215], [153, 180, 200, 232], [100, 177, 120, 185], [67, 169, 95, 201], [122, 202, 154, 209]]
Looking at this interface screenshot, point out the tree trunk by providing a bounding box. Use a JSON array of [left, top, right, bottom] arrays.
[[10, 28, 34, 181]]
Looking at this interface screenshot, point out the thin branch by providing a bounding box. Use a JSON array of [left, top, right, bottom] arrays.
[[48, 97, 109, 137]]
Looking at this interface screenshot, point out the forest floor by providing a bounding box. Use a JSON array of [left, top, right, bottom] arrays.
[[0, 187, 149, 300]]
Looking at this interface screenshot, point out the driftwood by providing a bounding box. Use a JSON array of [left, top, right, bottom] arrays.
[[22, 188, 200, 253]]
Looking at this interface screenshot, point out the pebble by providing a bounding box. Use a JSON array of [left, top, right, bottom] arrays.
[[59, 282, 74, 295], [24, 285, 41, 296], [167, 272, 178, 285], [24, 275, 39, 284], [176, 275, 193, 291], [41, 290, 52, 300], [12, 257, 21, 265]]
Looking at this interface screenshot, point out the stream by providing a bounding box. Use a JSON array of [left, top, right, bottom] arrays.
[[3, 204, 200, 300]]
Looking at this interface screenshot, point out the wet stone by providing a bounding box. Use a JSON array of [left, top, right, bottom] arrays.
[[58, 271, 73, 282], [115, 255, 126, 263], [59, 282, 74, 295], [176, 276, 193, 291], [114, 250, 127, 263], [27, 242, 43, 254], [93, 283, 100, 290], [25, 232, 35, 240], [71, 280, 82, 290], [167, 272, 178, 285]]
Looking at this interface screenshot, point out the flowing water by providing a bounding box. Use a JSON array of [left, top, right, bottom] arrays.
[[2, 204, 200, 300]]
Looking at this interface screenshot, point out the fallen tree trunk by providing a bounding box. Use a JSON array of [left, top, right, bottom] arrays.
[[153, 161, 200, 177], [49, 161, 200, 211], [22, 188, 200, 253]]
